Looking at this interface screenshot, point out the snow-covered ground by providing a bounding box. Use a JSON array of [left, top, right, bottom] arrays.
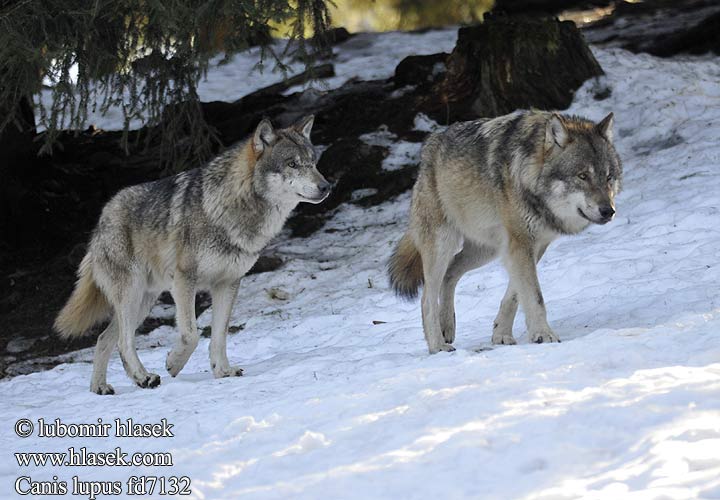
[[7, 28, 720, 500]]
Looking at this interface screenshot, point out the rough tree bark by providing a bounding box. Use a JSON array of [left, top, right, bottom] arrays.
[[426, 14, 604, 123]]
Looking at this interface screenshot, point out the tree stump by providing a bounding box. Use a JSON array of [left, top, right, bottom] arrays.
[[428, 14, 604, 122]]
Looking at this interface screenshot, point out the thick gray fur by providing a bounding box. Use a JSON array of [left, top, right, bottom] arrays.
[[55, 116, 331, 394], [388, 110, 622, 353]]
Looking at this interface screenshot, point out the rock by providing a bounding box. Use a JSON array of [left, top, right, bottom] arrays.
[[157, 291, 174, 305], [266, 287, 290, 301], [137, 316, 175, 336], [195, 291, 212, 318], [647, 10, 720, 56], [583, 0, 720, 57], [312, 27, 352, 47], [286, 136, 419, 236], [248, 255, 284, 275], [394, 53, 448, 88], [647, 11, 720, 57], [244, 64, 335, 98], [297, 136, 389, 217], [294, 27, 354, 60], [6, 337, 37, 353], [286, 214, 332, 238]]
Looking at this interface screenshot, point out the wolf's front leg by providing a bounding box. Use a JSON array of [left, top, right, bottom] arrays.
[[166, 271, 200, 376], [503, 237, 559, 344], [209, 281, 243, 378], [492, 242, 549, 345], [440, 242, 496, 344]]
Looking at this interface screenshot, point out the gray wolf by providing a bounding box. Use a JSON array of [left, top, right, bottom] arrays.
[[55, 115, 331, 394], [388, 110, 622, 353]]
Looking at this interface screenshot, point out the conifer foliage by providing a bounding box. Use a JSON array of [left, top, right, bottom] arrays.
[[0, 0, 331, 167]]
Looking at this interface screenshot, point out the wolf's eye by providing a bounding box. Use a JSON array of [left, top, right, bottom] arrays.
[[607, 174, 614, 182], [578, 173, 588, 180], [287, 160, 297, 168]]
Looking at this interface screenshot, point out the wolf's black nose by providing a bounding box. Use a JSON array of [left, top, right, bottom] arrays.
[[319, 181, 331, 197], [599, 205, 615, 220]]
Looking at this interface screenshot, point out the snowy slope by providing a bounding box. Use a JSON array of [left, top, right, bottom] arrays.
[[6, 31, 720, 500]]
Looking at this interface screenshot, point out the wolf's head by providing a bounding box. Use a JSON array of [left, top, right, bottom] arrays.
[[250, 115, 331, 205], [540, 112, 622, 234]]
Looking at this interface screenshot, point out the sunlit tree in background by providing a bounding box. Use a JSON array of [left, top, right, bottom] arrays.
[[330, 0, 494, 32]]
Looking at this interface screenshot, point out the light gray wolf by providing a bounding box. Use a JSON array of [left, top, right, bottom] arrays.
[[388, 110, 622, 353], [55, 115, 331, 394]]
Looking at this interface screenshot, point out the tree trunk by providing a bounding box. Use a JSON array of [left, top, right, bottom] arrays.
[[427, 14, 604, 123]]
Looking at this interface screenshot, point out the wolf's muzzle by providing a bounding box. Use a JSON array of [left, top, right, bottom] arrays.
[[598, 205, 615, 224], [318, 180, 332, 199], [300, 180, 331, 203]]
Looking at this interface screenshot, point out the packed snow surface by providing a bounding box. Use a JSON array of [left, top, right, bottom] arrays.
[[6, 28, 720, 500]]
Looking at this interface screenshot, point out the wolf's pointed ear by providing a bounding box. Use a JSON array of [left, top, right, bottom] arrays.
[[253, 118, 276, 155], [545, 113, 569, 151], [294, 114, 314, 140], [596, 112, 614, 142]]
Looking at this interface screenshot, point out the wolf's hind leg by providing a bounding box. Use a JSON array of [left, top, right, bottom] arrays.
[[420, 226, 462, 354], [209, 281, 242, 378], [166, 272, 199, 377], [117, 291, 161, 388], [492, 286, 519, 345], [90, 318, 119, 395], [440, 242, 495, 344]]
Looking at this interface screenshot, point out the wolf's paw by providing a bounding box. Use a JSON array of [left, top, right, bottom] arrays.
[[91, 383, 115, 396], [440, 313, 456, 344], [531, 330, 561, 344], [213, 365, 244, 378], [166, 349, 191, 377], [136, 373, 161, 389], [491, 332, 517, 345], [429, 343, 456, 354]]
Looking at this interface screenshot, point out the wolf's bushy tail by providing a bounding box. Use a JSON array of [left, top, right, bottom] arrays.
[[55, 253, 111, 338], [388, 232, 424, 300]]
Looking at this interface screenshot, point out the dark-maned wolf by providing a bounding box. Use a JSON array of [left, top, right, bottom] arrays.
[[388, 110, 622, 353], [55, 116, 331, 394]]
